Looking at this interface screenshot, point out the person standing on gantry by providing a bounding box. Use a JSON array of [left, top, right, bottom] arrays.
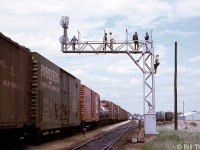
[[145, 32, 149, 41], [144, 32, 149, 51], [71, 36, 78, 50], [109, 32, 114, 50], [103, 33, 108, 50], [133, 32, 139, 50]]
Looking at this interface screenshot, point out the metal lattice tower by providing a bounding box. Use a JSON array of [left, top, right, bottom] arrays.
[[59, 16, 156, 114]]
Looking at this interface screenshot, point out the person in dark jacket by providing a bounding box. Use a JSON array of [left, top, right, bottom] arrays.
[[154, 54, 160, 74], [144, 32, 149, 50], [133, 32, 139, 50], [103, 33, 108, 50], [145, 32, 149, 41], [138, 120, 142, 132], [71, 36, 78, 50]]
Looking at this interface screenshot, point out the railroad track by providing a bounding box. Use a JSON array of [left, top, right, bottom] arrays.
[[66, 120, 137, 150]]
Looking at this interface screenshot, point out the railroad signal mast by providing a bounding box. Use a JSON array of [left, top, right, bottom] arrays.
[[59, 16, 157, 134]]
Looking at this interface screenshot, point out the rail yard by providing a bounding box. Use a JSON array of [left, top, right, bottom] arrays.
[[0, 32, 133, 149]]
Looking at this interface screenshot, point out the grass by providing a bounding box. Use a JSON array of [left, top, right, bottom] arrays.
[[141, 126, 200, 150]]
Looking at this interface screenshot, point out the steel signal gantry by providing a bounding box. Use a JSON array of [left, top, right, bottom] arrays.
[[59, 16, 156, 115]]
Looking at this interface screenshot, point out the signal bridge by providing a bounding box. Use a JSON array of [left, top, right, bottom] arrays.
[[59, 16, 156, 118]]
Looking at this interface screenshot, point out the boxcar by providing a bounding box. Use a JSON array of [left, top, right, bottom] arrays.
[[101, 100, 118, 122], [118, 106, 122, 121], [80, 84, 100, 127], [31, 52, 80, 133], [91, 91, 100, 122], [165, 112, 173, 121], [80, 84, 92, 124], [0, 33, 32, 134], [60, 67, 80, 128]]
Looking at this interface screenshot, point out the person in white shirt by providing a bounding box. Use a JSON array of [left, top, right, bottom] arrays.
[[109, 32, 114, 50]]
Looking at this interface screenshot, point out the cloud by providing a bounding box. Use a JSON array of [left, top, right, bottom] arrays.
[[130, 78, 140, 85], [188, 56, 200, 62], [154, 44, 168, 58], [157, 30, 200, 37], [177, 65, 190, 74], [105, 59, 140, 74], [91, 76, 124, 87], [68, 68, 88, 78], [174, 0, 200, 18], [106, 65, 132, 74], [1, 0, 200, 114], [1, 0, 200, 53]]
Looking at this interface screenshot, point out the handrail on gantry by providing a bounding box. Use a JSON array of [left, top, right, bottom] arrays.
[[61, 40, 153, 54]]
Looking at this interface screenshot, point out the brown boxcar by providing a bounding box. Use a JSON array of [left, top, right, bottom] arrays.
[[91, 91, 100, 122], [80, 84, 92, 123], [119, 107, 124, 120], [0, 33, 32, 129], [31, 52, 80, 131]]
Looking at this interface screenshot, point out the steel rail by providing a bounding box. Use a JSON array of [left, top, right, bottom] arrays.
[[103, 122, 135, 150], [66, 121, 137, 150], [66, 121, 135, 150]]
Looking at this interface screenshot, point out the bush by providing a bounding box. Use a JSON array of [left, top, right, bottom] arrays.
[[190, 121, 197, 126]]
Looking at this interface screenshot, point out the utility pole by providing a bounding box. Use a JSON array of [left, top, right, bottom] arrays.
[[174, 41, 178, 130]]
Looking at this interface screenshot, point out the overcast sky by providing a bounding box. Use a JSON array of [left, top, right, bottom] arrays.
[[1, 0, 200, 114]]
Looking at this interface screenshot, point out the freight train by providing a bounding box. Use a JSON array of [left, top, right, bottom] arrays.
[[0, 32, 130, 141]]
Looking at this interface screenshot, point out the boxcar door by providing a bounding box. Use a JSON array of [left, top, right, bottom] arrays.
[[60, 70, 70, 125]]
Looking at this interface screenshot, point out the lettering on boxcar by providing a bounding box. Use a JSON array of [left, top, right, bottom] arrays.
[[0, 60, 16, 77], [41, 64, 60, 84], [41, 82, 60, 92], [42, 98, 50, 122], [3, 80, 24, 90]]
